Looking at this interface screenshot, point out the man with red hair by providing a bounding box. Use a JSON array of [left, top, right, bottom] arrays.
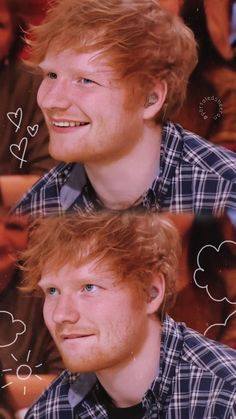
[[12, 0, 236, 215], [22, 212, 236, 418]]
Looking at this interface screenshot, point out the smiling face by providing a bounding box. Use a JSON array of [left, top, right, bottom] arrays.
[[37, 49, 145, 164], [39, 261, 150, 373]]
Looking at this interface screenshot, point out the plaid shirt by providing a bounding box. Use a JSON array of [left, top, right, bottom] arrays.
[[13, 122, 236, 216], [25, 315, 236, 419]]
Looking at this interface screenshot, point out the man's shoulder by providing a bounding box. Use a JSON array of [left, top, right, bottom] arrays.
[[180, 320, 236, 387], [12, 162, 75, 215], [25, 370, 74, 418], [20, 161, 71, 191], [159, 123, 236, 212], [163, 316, 236, 385], [179, 124, 236, 181], [160, 316, 236, 416]]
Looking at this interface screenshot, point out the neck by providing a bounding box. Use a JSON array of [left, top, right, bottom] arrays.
[[85, 123, 162, 209], [96, 316, 162, 408]]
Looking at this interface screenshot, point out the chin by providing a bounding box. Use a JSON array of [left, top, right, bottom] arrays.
[[62, 355, 110, 374], [64, 361, 94, 374], [48, 149, 67, 163], [48, 143, 80, 163]]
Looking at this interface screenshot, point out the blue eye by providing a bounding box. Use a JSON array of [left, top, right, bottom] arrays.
[[83, 284, 97, 292], [48, 287, 58, 295], [80, 78, 94, 85], [47, 72, 57, 79]]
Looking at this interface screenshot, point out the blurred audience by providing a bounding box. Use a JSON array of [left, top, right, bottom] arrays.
[[161, 0, 236, 150], [14, 0, 49, 25], [0, 360, 14, 418], [169, 213, 236, 349], [0, 0, 56, 207], [0, 209, 63, 416]]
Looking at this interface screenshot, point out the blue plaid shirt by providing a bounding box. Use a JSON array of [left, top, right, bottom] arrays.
[[25, 315, 236, 418], [13, 122, 236, 216]]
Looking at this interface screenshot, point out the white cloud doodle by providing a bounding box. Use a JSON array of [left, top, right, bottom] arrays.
[[193, 240, 236, 304], [204, 310, 236, 336], [0, 311, 26, 348]]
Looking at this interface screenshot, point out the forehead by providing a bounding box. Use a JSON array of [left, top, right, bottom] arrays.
[[39, 48, 117, 78], [40, 259, 118, 286]]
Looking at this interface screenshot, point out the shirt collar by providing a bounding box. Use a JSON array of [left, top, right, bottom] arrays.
[[60, 163, 87, 210], [59, 122, 184, 211], [68, 372, 97, 408], [153, 122, 184, 205], [66, 315, 184, 410], [148, 315, 184, 407]]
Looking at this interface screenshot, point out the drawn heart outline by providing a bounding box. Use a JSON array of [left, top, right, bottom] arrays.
[[27, 124, 39, 137], [10, 137, 28, 168], [7, 107, 23, 132]]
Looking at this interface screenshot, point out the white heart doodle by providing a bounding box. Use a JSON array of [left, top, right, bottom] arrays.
[[7, 107, 23, 132], [27, 124, 39, 137], [10, 137, 28, 168]]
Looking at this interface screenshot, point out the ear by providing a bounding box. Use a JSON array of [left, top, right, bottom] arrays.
[[143, 80, 167, 121], [146, 273, 165, 315]]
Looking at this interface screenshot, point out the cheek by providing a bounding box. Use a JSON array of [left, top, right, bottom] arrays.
[[43, 303, 53, 332], [105, 298, 140, 332], [37, 81, 47, 108], [105, 310, 142, 351], [97, 89, 126, 118]]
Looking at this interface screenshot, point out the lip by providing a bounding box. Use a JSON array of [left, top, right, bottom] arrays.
[[60, 334, 94, 340], [49, 119, 90, 134]]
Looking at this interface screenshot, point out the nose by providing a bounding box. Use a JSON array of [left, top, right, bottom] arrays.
[[37, 79, 71, 111], [51, 294, 80, 325]]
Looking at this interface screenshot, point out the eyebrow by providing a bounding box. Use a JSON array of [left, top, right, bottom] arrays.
[[38, 270, 116, 288], [38, 61, 116, 80]]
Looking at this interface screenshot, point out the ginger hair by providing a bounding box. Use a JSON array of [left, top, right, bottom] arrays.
[[26, 0, 198, 118], [21, 211, 181, 313]]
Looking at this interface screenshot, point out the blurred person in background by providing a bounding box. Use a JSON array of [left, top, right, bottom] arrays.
[[162, 0, 236, 150], [0, 360, 14, 418], [169, 213, 236, 349], [0, 208, 63, 417], [0, 0, 56, 207], [14, 0, 49, 26]]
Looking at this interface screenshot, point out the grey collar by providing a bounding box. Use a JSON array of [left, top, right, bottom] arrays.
[[68, 372, 97, 408], [60, 164, 87, 210]]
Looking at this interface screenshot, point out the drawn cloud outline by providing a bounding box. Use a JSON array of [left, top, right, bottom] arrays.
[[193, 240, 236, 304], [0, 310, 26, 348], [204, 310, 236, 336]]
